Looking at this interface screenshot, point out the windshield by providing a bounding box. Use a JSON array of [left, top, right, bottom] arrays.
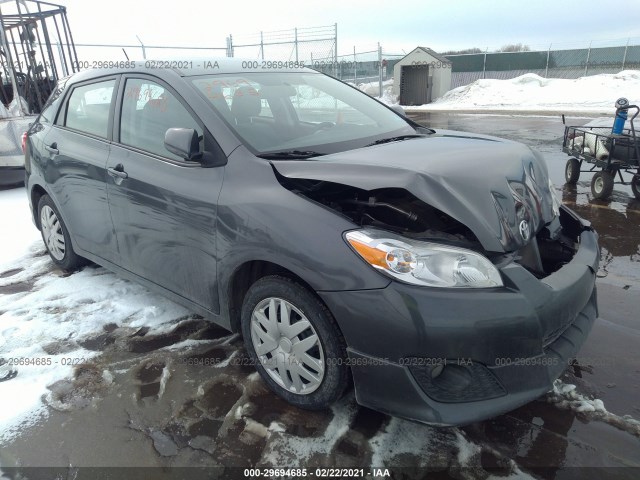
[[190, 72, 416, 155]]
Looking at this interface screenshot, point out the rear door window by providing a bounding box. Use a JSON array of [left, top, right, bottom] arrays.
[[63, 79, 115, 138]]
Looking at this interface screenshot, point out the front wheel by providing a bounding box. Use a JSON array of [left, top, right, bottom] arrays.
[[631, 175, 640, 200], [591, 171, 614, 200], [38, 195, 86, 271], [565, 158, 581, 185], [241, 276, 350, 410]]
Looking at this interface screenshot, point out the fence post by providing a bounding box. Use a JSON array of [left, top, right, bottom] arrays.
[[622, 38, 629, 70], [482, 50, 487, 79], [545, 43, 551, 78], [260, 31, 264, 60], [334, 23, 338, 79], [584, 41, 591, 76], [353, 45, 356, 84], [226, 35, 234, 57], [378, 43, 383, 98], [136, 35, 146, 60]]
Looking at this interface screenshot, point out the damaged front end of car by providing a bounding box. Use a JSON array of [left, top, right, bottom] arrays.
[[270, 135, 595, 284], [268, 134, 599, 425]]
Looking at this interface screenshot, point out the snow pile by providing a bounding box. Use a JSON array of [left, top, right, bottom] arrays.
[[406, 70, 640, 113], [548, 380, 640, 436], [549, 380, 607, 413], [357, 79, 397, 104]]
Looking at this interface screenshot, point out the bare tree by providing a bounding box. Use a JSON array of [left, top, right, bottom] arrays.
[[496, 43, 531, 52], [441, 47, 483, 55]]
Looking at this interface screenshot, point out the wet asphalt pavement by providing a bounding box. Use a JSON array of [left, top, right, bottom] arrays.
[[1, 113, 639, 479]]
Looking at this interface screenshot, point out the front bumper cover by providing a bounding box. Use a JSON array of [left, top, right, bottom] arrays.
[[319, 207, 599, 425]]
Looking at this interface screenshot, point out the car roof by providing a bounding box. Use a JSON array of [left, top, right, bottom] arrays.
[[65, 58, 317, 84]]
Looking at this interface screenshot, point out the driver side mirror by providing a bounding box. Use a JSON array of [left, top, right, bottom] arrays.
[[164, 128, 201, 161]]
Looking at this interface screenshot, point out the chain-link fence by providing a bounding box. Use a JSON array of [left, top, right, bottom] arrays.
[[48, 32, 640, 98], [63, 42, 228, 63], [446, 41, 640, 89], [310, 45, 404, 86], [50, 25, 337, 64], [226, 25, 337, 65]]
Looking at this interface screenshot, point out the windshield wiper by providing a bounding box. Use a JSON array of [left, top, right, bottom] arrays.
[[365, 134, 425, 147], [257, 150, 326, 160]]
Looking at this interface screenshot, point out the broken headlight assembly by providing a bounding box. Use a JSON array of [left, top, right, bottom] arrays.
[[345, 229, 503, 288], [548, 177, 561, 217]]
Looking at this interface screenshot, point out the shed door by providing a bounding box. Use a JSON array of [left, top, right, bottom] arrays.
[[400, 65, 430, 106]]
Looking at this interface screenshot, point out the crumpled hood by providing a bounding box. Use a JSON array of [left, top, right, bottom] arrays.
[[271, 131, 557, 253]]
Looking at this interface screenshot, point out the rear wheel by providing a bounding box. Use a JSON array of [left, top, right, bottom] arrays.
[[565, 158, 581, 185], [38, 195, 86, 271], [631, 175, 640, 200], [241, 276, 350, 410], [591, 171, 614, 200]]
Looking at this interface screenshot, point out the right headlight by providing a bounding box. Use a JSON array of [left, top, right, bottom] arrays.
[[345, 229, 503, 288]]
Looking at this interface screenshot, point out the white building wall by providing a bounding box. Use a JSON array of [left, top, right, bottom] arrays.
[[392, 48, 452, 103]]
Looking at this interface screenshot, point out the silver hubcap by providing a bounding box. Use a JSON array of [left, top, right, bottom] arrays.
[[250, 297, 325, 395], [40, 205, 65, 261], [594, 176, 604, 193]]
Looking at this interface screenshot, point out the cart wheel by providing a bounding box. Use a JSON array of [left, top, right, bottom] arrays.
[[565, 158, 581, 185], [591, 171, 614, 200], [632, 175, 640, 200]]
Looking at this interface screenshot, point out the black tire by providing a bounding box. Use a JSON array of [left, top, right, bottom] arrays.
[[241, 275, 350, 410], [37, 195, 86, 271], [590, 171, 614, 200], [632, 175, 640, 200], [565, 158, 581, 185]]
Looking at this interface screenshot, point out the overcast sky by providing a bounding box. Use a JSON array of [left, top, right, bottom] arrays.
[[34, 0, 640, 58]]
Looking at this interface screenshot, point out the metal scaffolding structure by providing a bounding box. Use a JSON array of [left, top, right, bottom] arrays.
[[0, 0, 79, 115]]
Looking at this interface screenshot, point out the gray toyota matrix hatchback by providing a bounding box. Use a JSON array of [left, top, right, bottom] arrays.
[[24, 61, 599, 425]]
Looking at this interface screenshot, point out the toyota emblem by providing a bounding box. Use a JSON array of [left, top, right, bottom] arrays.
[[519, 220, 530, 241]]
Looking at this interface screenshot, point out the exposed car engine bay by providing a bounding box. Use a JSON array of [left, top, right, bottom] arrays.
[[278, 175, 582, 280], [277, 177, 481, 249]]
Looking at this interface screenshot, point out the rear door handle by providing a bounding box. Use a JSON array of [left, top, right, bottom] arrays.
[[44, 143, 59, 155], [107, 164, 128, 180]]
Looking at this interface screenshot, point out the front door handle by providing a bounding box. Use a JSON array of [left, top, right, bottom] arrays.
[[44, 143, 59, 155], [107, 164, 128, 180]]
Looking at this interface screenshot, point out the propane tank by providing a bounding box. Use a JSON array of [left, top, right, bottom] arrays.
[[612, 97, 629, 135]]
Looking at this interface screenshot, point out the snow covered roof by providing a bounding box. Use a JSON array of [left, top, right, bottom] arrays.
[[401, 47, 452, 64]]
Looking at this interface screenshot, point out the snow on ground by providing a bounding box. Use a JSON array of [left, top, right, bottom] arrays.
[[0, 187, 191, 442], [0, 188, 40, 272], [373, 70, 640, 114], [260, 398, 358, 466]]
